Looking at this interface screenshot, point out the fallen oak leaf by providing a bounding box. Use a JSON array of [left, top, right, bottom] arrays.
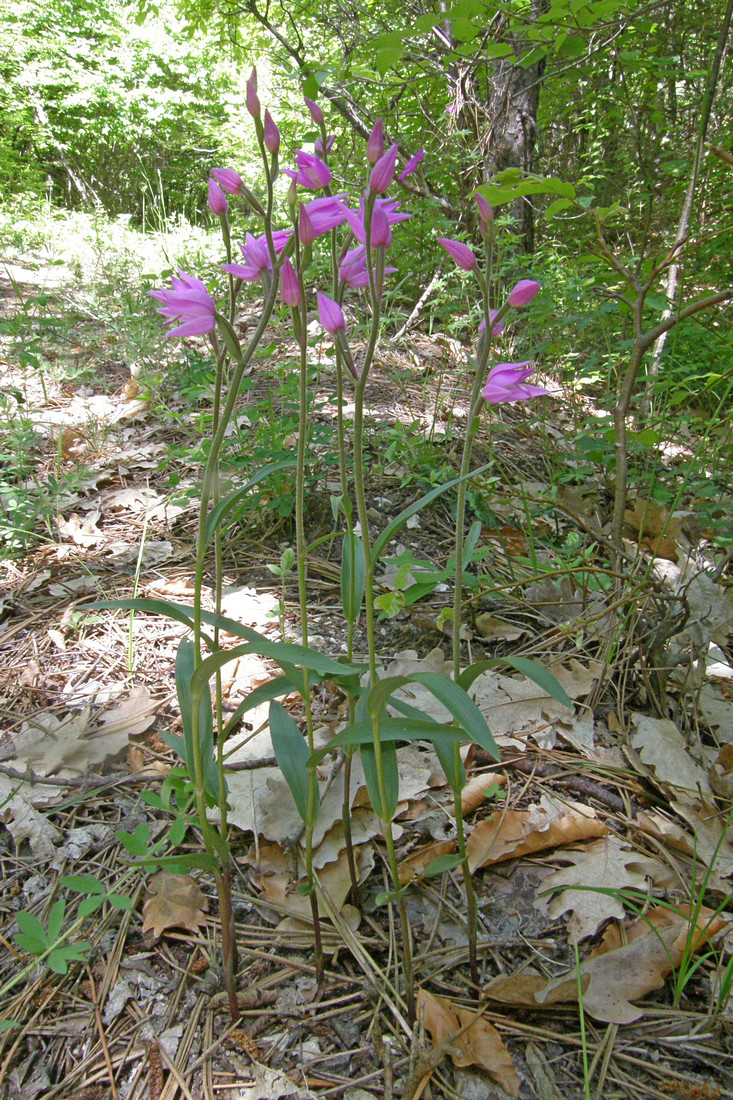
[[467, 796, 607, 872], [142, 872, 208, 938], [539, 835, 671, 943], [417, 988, 520, 1097], [486, 904, 727, 1024]]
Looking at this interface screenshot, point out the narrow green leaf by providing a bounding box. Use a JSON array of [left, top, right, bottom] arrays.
[[341, 533, 366, 623], [78, 896, 104, 917], [269, 702, 316, 823], [424, 853, 464, 876], [309, 717, 463, 765], [457, 656, 573, 709], [367, 675, 411, 720], [432, 736, 465, 791], [372, 462, 491, 561], [409, 672, 499, 759], [108, 894, 134, 911], [360, 740, 399, 819], [46, 900, 65, 944], [83, 599, 363, 677], [116, 823, 150, 857], [176, 637, 219, 800], [205, 459, 296, 544]]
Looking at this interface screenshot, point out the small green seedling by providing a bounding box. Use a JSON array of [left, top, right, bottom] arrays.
[[14, 899, 90, 975]]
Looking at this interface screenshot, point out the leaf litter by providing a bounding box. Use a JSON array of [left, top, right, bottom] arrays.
[[1, 286, 733, 1098]]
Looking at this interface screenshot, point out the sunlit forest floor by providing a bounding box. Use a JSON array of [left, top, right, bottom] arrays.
[[0, 212, 732, 1099]]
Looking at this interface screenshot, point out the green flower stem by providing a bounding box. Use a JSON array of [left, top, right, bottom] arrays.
[[450, 249, 494, 994], [185, 157, 281, 1020], [351, 215, 415, 1018], [292, 283, 324, 984], [452, 744, 478, 987]]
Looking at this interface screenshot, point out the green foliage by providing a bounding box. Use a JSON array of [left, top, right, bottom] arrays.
[[14, 900, 90, 975], [0, 0, 256, 219]]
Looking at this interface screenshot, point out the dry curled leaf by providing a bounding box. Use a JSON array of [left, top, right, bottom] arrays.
[[398, 840, 458, 886], [461, 772, 506, 815], [487, 904, 728, 1023], [417, 988, 520, 1097], [142, 872, 208, 938], [467, 796, 607, 872]]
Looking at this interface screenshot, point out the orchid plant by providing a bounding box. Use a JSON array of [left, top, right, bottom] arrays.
[[89, 71, 570, 1024]]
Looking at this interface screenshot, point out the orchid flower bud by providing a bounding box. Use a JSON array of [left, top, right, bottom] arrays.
[[264, 110, 280, 154], [438, 237, 478, 271], [246, 67, 260, 118], [367, 120, 384, 164], [507, 279, 540, 307], [208, 179, 228, 215], [305, 96, 324, 125], [281, 259, 301, 307], [317, 292, 346, 335], [369, 142, 398, 194]]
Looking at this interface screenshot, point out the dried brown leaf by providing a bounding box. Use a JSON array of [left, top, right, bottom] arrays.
[[467, 798, 607, 872], [488, 905, 728, 1024], [142, 872, 208, 938], [417, 988, 520, 1097], [461, 772, 506, 815], [398, 840, 458, 886], [540, 835, 670, 943]]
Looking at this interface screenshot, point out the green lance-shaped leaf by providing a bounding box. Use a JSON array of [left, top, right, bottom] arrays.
[[15, 912, 48, 954], [83, 599, 362, 678], [61, 874, 106, 896], [360, 740, 399, 820], [371, 462, 491, 562], [204, 459, 297, 545], [46, 899, 66, 945], [432, 736, 466, 792], [457, 656, 573, 710], [309, 717, 465, 766], [341, 532, 366, 623], [269, 701, 317, 824], [175, 636, 220, 800], [367, 672, 498, 760], [221, 669, 325, 738]]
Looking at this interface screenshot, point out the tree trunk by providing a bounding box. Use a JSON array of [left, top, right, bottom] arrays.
[[482, 48, 545, 251]]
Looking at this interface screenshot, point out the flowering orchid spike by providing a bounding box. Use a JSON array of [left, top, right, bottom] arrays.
[[367, 120, 384, 164], [482, 361, 549, 403], [264, 110, 280, 155], [369, 202, 391, 248], [305, 96, 324, 125], [208, 179, 228, 215], [438, 237, 478, 271], [301, 195, 348, 238], [370, 143, 399, 194], [317, 292, 346, 336], [246, 68, 260, 118], [507, 279, 540, 307], [399, 149, 424, 181], [210, 168, 243, 194], [149, 270, 217, 339], [221, 230, 292, 283], [281, 259, 301, 307]]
